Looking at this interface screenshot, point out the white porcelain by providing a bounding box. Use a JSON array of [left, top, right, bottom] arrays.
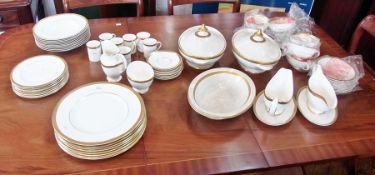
[[86, 40, 101, 62], [100, 41, 127, 82], [143, 38, 162, 59], [297, 86, 338, 126], [188, 68, 256, 120], [232, 28, 281, 73], [119, 46, 132, 64], [290, 33, 320, 48], [99, 32, 115, 41], [254, 91, 297, 126], [11, 55, 67, 87], [110, 37, 123, 46], [286, 54, 313, 72], [268, 16, 296, 33], [33, 13, 90, 52], [126, 61, 154, 94], [136, 32, 150, 52], [147, 51, 184, 80], [285, 42, 320, 59], [244, 13, 269, 30], [178, 24, 226, 69], [307, 65, 338, 114], [263, 68, 294, 115], [122, 33, 137, 54], [53, 82, 143, 143]]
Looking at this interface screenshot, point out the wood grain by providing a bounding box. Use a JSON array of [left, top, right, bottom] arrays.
[[0, 13, 374, 174]]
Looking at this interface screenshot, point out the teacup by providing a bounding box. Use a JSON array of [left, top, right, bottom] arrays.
[[119, 46, 132, 65], [263, 68, 293, 115], [99, 33, 115, 41], [122, 33, 137, 54], [136, 32, 151, 53], [86, 40, 101, 62], [306, 65, 337, 114], [143, 38, 162, 59], [126, 61, 154, 94]]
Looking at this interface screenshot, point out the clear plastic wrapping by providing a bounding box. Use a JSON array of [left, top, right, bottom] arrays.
[[312, 55, 365, 95]]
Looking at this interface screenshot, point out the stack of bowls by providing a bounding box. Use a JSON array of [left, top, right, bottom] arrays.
[[10, 55, 69, 99], [232, 28, 281, 74], [147, 51, 184, 80], [178, 24, 226, 69], [33, 13, 90, 52], [317, 56, 358, 94], [52, 82, 147, 160]]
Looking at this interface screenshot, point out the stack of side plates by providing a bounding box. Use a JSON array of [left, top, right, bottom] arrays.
[[33, 13, 90, 52], [10, 55, 69, 99], [147, 51, 184, 80], [52, 82, 147, 160]]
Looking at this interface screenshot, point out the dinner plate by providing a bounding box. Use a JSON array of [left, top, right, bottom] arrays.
[[188, 68, 256, 120], [11, 55, 67, 87], [53, 82, 144, 145], [33, 13, 88, 40]]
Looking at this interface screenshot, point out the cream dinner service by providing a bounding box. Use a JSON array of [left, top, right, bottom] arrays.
[[33, 13, 90, 52], [253, 68, 297, 126], [232, 28, 281, 74], [126, 61, 154, 94], [99, 32, 115, 41], [100, 41, 127, 83], [147, 51, 184, 80], [178, 24, 226, 69], [52, 82, 146, 160], [86, 40, 101, 62], [142, 38, 162, 59], [297, 65, 338, 126], [136, 31, 151, 52], [122, 33, 137, 54], [188, 68, 256, 120], [10, 55, 69, 99]]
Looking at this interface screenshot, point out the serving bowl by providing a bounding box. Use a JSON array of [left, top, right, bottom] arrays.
[[188, 68, 256, 120], [232, 29, 281, 74], [178, 24, 226, 69]]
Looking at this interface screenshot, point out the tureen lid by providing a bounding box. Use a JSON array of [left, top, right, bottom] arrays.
[[232, 29, 281, 64], [178, 24, 226, 60]]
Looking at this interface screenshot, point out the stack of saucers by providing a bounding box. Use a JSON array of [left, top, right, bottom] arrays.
[[33, 13, 90, 52], [147, 51, 184, 80], [10, 55, 69, 99], [52, 82, 147, 160]]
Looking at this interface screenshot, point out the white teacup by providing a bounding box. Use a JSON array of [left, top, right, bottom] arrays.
[[119, 46, 132, 65], [136, 32, 151, 53], [99, 33, 115, 41], [86, 40, 101, 62], [126, 61, 154, 94], [306, 65, 338, 114], [143, 38, 162, 59], [263, 68, 294, 115], [122, 33, 137, 54]]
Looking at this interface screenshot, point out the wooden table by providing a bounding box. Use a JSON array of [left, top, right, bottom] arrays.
[[0, 13, 374, 175]]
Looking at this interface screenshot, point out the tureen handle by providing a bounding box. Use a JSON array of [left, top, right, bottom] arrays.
[[195, 24, 211, 38], [250, 29, 266, 43]]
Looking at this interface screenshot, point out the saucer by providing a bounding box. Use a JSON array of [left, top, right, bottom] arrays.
[[253, 90, 297, 126], [297, 86, 338, 126]]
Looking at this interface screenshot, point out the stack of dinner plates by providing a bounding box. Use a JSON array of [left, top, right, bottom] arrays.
[[10, 55, 69, 99], [147, 51, 184, 80], [52, 82, 147, 160], [33, 13, 90, 52]]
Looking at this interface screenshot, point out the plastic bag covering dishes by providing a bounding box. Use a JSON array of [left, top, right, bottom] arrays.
[[311, 55, 365, 95]]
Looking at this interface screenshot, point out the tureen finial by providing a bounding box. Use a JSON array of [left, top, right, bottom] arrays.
[[199, 24, 208, 32]]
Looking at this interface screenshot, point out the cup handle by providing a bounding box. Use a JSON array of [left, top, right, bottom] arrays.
[[115, 54, 127, 68], [268, 98, 278, 115], [156, 42, 162, 50]]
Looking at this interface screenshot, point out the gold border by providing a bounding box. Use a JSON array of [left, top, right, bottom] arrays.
[[147, 51, 183, 71], [232, 30, 281, 65], [264, 91, 292, 104], [10, 55, 68, 88], [52, 82, 146, 146], [33, 13, 89, 41], [307, 86, 328, 105], [178, 26, 226, 60], [296, 86, 338, 126], [127, 76, 154, 83], [101, 62, 124, 68], [253, 90, 297, 126]]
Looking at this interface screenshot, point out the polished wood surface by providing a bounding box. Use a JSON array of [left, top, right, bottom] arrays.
[[167, 0, 240, 15], [0, 0, 33, 30], [0, 13, 375, 174], [63, 0, 144, 17]]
